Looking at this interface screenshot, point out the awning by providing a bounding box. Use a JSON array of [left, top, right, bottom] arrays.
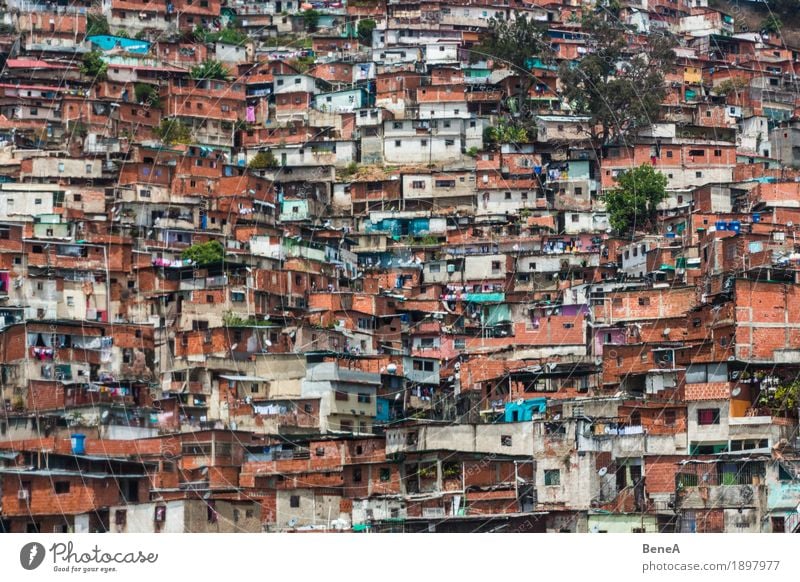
[[465, 292, 505, 303], [219, 375, 269, 382]]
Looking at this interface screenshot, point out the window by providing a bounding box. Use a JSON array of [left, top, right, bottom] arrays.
[[571, 214, 579, 223], [423, 361, 434, 372], [714, 149, 722, 156], [380, 468, 391, 481], [697, 408, 720, 425], [454, 338, 466, 350], [664, 410, 676, 426], [411, 180, 425, 189], [491, 260, 501, 271], [335, 390, 349, 401], [695, 171, 703, 178], [638, 297, 650, 306], [445, 139, 455, 146], [340, 420, 353, 431], [544, 469, 560, 486], [395, 140, 402, 147], [500, 435, 512, 446], [289, 495, 300, 508], [54, 481, 70, 494], [357, 393, 371, 403], [666, 150, 673, 158], [353, 468, 362, 482]]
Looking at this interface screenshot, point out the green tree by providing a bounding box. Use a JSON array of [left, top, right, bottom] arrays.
[[154, 118, 192, 145], [712, 77, 749, 96], [80, 50, 108, 80], [134, 82, 160, 107], [190, 59, 230, 81], [182, 240, 225, 266], [194, 23, 248, 45], [474, 15, 545, 119], [303, 9, 321, 32], [248, 150, 279, 169], [357, 19, 376, 46], [761, 14, 783, 34], [87, 14, 110, 37], [483, 123, 529, 147], [757, 379, 800, 416], [604, 164, 667, 235], [559, 12, 675, 146]]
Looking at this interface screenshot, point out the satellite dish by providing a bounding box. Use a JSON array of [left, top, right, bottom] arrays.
[[663, 328, 671, 336], [731, 386, 742, 397], [265, 340, 272, 347], [667, 225, 673, 232], [287, 517, 298, 527], [788, 221, 794, 228], [598, 467, 608, 477], [100, 410, 111, 424]]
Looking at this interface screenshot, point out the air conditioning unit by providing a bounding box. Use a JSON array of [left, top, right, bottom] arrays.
[[18, 489, 29, 500]]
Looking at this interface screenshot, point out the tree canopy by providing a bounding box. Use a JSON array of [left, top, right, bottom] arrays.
[[248, 150, 279, 169], [190, 59, 230, 81], [182, 240, 225, 266], [475, 15, 546, 120], [154, 118, 192, 145], [80, 50, 108, 81], [558, 12, 675, 146], [604, 164, 667, 235], [303, 10, 321, 32], [357, 19, 376, 46], [86, 14, 110, 37]]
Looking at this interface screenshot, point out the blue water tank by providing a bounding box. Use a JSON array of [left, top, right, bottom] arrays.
[[752, 213, 761, 223], [71, 433, 86, 455], [715, 221, 727, 231], [729, 221, 741, 233]]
